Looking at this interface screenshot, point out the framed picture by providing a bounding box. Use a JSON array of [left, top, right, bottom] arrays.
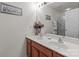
[[45, 15, 51, 20], [0, 3, 22, 16]]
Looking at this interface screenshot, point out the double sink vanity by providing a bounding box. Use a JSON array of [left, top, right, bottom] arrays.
[[26, 34, 79, 57]]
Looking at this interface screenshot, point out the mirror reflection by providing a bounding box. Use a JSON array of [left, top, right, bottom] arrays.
[[36, 2, 79, 39]]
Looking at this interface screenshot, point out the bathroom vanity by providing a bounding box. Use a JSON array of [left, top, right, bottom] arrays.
[[26, 38, 64, 57], [26, 34, 79, 57]]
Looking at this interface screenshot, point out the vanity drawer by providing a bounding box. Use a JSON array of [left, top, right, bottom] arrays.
[[32, 41, 53, 57]]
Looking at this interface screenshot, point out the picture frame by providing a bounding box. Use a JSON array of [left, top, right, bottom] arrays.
[[0, 3, 22, 16]]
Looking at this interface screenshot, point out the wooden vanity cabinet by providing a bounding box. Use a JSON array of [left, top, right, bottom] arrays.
[[31, 40, 53, 57], [26, 38, 65, 57]]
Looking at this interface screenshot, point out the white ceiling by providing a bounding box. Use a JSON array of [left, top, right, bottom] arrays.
[[47, 2, 79, 12]]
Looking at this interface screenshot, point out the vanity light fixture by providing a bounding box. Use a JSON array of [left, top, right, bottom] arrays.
[[32, 2, 41, 11]]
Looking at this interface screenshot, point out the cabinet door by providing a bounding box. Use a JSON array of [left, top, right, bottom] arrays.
[[32, 41, 53, 57], [32, 47, 39, 57], [53, 51, 64, 57], [40, 52, 48, 57]]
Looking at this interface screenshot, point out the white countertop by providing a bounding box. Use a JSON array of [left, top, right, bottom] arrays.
[[26, 34, 79, 57]]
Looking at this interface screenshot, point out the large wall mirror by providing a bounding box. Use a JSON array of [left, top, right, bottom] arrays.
[[36, 2, 79, 39]]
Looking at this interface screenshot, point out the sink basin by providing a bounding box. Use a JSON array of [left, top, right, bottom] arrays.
[[48, 41, 68, 49], [38, 35, 68, 49], [48, 41, 60, 46]]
